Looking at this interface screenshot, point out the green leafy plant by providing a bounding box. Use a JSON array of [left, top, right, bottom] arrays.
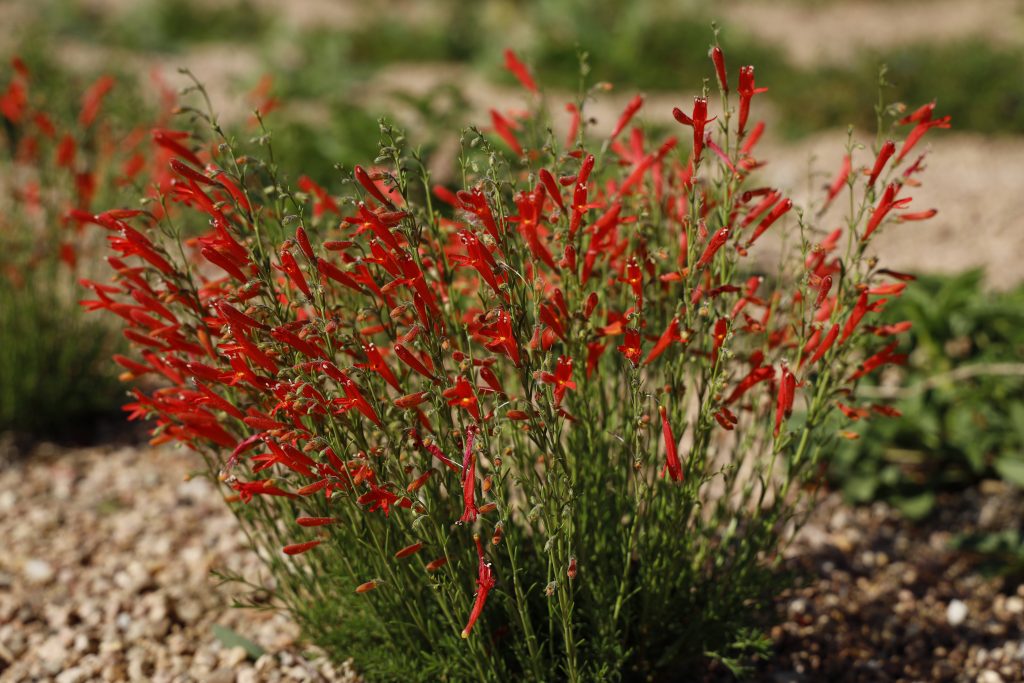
[[829, 270, 1024, 518]]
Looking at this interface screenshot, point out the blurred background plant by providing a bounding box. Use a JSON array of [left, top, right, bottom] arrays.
[[0, 56, 160, 443]]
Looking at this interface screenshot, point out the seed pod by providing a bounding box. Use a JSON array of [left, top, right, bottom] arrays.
[[355, 579, 382, 593], [425, 557, 448, 572], [491, 522, 504, 546], [567, 556, 578, 580]]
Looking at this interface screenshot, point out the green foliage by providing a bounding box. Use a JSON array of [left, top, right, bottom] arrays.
[[773, 40, 1024, 137], [829, 270, 1024, 518], [211, 624, 266, 661], [0, 278, 122, 438], [34, 0, 272, 52]]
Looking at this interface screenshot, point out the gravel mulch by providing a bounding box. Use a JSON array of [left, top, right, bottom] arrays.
[[2, 440, 1022, 682], [0, 440, 359, 683], [751, 483, 1024, 683]]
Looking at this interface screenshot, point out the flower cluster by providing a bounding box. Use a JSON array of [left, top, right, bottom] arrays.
[[82, 43, 943, 679]]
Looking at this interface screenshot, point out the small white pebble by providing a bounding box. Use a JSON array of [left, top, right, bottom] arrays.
[[977, 670, 1004, 683], [23, 559, 55, 585], [947, 599, 968, 627]]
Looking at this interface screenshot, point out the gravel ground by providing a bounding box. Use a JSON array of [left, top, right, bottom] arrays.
[[0, 440, 360, 683], [745, 483, 1024, 683], [2, 440, 1023, 682]]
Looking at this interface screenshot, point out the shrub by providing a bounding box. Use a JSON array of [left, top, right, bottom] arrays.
[[83, 44, 942, 680], [0, 57, 162, 441]]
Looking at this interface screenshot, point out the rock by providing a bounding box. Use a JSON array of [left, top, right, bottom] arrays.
[[56, 667, 90, 683], [947, 599, 969, 627], [36, 634, 70, 674], [1005, 596, 1023, 615], [219, 645, 249, 668], [237, 667, 260, 683], [23, 559, 55, 585], [206, 668, 236, 683], [977, 671, 1004, 683]]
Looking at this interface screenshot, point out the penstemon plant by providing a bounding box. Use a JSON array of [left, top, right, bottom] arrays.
[[82, 41, 944, 681]]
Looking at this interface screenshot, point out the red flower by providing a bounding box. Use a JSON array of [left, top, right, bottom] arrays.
[[460, 426, 479, 523], [737, 66, 768, 138], [696, 227, 730, 270], [358, 482, 408, 517], [659, 405, 683, 482], [822, 155, 851, 211], [538, 356, 576, 407], [711, 318, 729, 365], [710, 46, 728, 93], [618, 258, 644, 308], [282, 540, 322, 555], [745, 198, 792, 249], [840, 291, 870, 344], [774, 364, 797, 437], [611, 95, 644, 142], [672, 96, 716, 165], [461, 534, 496, 639], [503, 49, 538, 93], [645, 318, 682, 365], [862, 183, 912, 242], [229, 478, 298, 503], [867, 140, 896, 188], [444, 377, 481, 421], [480, 309, 522, 366], [618, 329, 642, 366]]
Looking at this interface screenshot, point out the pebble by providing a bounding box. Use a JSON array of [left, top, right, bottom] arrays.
[[978, 671, 1005, 683], [23, 558, 56, 585], [948, 599, 969, 627]]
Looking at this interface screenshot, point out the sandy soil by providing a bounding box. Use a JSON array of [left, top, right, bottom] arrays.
[[721, 0, 1024, 67]]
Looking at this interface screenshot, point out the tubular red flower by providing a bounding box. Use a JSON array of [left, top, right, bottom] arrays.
[[503, 49, 538, 93], [538, 356, 576, 407], [672, 96, 715, 165], [746, 198, 792, 248], [611, 95, 644, 142], [822, 155, 851, 210], [461, 534, 496, 639], [460, 426, 479, 523], [353, 165, 396, 208], [490, 109, 524, 157], [282, 540, 322, 555], [840, 291, 870, 344], [659, 405, 683, 482], [867, 140, 896, 188], [737, 66, 767, 138], [395, 542, 424, 559], [774, 365, 796, 437], [815, 275, 833, 309], [645, 318, 681, 365], [696, 227, 730, 269], [807, 323, 840, 367], [618, 329, 642, 367], [444, 377, 480, 421], [296, 517, 339, 527], [710, 46, 728, 93]]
